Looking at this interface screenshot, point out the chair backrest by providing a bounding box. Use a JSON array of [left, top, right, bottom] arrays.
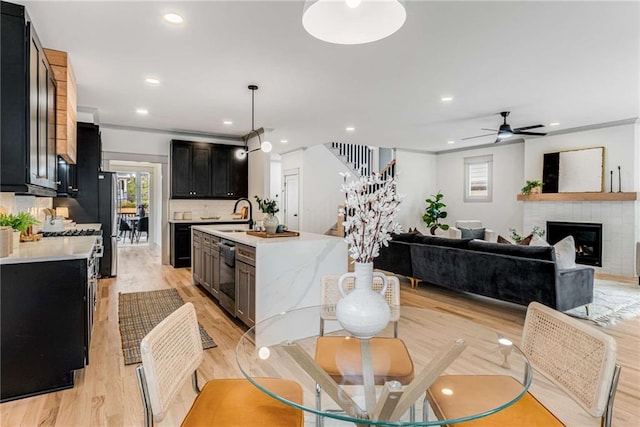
[[119, 217, 131, 231], [320, 274, 400, 322], [137, 216, 149, 231], [139, 302, 203, 423], [521, 302, 618, 418], [455, 220, 483, 229]]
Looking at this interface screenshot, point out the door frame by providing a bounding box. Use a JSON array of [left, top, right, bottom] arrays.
[[283, 168, 300, 230]]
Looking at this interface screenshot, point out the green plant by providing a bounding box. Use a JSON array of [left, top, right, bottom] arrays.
[[254, 195, 279, 215], [0, 212, 39, 233], [509, 226, 545, 243], [521, 180, 542, 195], [422, 191, 449, 235]]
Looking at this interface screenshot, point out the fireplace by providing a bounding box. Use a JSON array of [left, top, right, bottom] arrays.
[[546, 221, 602, 267]]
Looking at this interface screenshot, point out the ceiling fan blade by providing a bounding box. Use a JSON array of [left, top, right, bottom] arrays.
[[461, 133, 496, 141], [493, 137, 501, 144], [514, 124, 544, 131], [481, 128, 497, 132], [514, 131, 547, 136]]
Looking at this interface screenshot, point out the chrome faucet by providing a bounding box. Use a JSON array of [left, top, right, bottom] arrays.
[[233, 198, 254, 230]]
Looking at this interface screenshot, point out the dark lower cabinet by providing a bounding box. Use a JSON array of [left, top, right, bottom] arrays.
[[1, 259, 89, 402], [170, 222, 247, 268], [235, 244, 256, 327]]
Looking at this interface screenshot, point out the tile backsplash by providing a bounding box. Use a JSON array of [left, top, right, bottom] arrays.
[[169, 199, 250, 220], [0, 193, 53, 222]]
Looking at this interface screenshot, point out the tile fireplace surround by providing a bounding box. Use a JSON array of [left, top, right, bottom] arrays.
[[523, 200, 638, 277]]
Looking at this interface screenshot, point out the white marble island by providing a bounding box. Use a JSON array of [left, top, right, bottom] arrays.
[[191, 225, 348, 345]]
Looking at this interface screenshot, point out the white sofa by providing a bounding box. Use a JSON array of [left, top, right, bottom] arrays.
[[449, 220, 497, 242]]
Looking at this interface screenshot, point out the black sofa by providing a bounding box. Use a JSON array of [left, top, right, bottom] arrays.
[[374, 233, 594, 311]]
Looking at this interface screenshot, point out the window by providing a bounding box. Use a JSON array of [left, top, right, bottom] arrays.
[[464, 155, 492, 202]]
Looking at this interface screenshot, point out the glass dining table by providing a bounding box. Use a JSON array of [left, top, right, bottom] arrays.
[[236, 305, 532, 426]]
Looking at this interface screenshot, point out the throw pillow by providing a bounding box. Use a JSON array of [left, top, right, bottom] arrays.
[[554, 235, 577, 269], [529, 234, 550, 247], [519, 234, 533, 246], [460, 227, 485, 240], [497, 235, 512, 244]]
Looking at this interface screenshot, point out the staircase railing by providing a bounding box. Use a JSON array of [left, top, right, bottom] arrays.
[[379, 159, 396, 181], [329, 142, 373, 177]]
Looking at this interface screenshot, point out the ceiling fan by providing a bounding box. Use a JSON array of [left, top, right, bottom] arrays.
[[462, 111, 547, 143]]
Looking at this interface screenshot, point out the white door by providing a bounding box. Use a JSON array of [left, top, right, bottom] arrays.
[[283, 170, 299, 230]]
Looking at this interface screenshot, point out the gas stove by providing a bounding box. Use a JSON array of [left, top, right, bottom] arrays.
[[41, 229, 102, 238]]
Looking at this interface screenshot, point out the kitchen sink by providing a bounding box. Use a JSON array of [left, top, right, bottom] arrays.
[[218, 229, 246, 233]]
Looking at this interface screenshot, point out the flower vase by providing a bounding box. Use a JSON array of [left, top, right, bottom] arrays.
[[264, 213, 279, 234], [336, 262, 391, 338]]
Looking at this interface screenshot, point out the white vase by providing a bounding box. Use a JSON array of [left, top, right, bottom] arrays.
[[264, 213, 279, 234], [336, 262, 391, 339]]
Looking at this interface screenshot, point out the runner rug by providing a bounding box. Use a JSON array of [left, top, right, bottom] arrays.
[[565, 279, 640, 326], [118, 288, 216, 365]]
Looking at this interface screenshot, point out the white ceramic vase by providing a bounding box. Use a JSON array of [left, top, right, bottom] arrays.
[[264, 213, 279, 234], [336, 262, 391, 339]]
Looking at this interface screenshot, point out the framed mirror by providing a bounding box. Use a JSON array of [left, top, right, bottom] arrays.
[[542, 147, 604, 193]]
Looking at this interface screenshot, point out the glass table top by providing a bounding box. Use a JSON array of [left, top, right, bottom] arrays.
[[236, 305, 531, 426]]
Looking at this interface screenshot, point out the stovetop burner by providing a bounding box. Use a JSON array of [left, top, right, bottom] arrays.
[[42, 229, 102, 237]]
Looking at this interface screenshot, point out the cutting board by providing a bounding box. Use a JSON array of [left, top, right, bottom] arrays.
[[246, 230, 300, 238]]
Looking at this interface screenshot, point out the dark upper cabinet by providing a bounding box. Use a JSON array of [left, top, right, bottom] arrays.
[[212, 145, 248, 198], [1, 1, 57, 196], [170, 141, 247, 199], [171, 140, 213, 198]]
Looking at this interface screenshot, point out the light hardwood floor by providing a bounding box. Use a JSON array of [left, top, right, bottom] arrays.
[[1, 245, 638, 426]]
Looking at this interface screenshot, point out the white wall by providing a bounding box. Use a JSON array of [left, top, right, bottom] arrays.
[[524, 123, 637, 192], [436, 142, 525, 238], [301, 145, 350, 234], [395, 150, 437, 234]]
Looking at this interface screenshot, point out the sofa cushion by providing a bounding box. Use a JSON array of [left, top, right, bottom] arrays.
[[460, 227, 485, 240], [468, 240, 555, 261], [391, 233, 423, 243], [414, 235, 473, 249]]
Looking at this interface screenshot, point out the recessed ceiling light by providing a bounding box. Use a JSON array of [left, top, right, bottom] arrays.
[[549, 122, 560, 126], [223, 120, 233, 125], [144, 77, 160, 85], [447, 140, 455, 144], [280, 139, 288, 144], [163, 13, 184, 24], [441, 96, 454, 102], [136, 108, 149, 115], [346, 126, 355, 132]]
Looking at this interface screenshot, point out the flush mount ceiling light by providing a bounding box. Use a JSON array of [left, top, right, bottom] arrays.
[[302, 0, 406, 45], [236, 85, 273, 159], [144, 77, 160, 86], [163, 12, 184, 24]]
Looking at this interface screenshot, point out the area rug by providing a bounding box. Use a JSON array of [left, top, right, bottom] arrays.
[[118, 288, 216, 365], [565, 279, 640, 326]]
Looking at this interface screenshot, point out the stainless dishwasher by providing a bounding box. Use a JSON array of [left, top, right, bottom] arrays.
[[218, 239, 237, 316]]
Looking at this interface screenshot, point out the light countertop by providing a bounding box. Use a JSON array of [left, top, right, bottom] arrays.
[[192, 224, 342, 247], [0, 236, 99, 265], [169, 218, 249, 224]]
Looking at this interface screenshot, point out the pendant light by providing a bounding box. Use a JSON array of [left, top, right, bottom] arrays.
[[236, 85, 272, 159], [302, 0, 406, 45]]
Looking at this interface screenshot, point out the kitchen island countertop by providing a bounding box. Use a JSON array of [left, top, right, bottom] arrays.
[[191, 224, 340, 247], [0, 236, 98, 265]]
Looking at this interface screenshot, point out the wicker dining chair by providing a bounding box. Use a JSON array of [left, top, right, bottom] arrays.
[[425, 301, 621, 426], [136, 302, 303, 427], [315, 274, 414, 426]]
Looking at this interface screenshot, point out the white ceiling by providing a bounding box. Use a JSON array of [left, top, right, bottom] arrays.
[[21, 1, 640, 154]]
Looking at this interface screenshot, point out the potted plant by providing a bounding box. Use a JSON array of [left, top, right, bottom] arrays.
[[254, 196, 279, 233], [0, 212, 38, 247], [521, 180, 542, 195], [509, 226, 545, 244], [422, 192, 450, 235]]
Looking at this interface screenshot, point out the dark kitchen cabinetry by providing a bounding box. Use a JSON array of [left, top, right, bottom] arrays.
[[235, 244, 256, 327], [170, 221, 246, 268], [170, 140, 247, 199], [1, 259, 90, 402], [171, 140, 213, 198], [1, 1, 57, 196], [56, 156, 78, 197], [212, 145, 248, 198], [192, 230, 203, 283]]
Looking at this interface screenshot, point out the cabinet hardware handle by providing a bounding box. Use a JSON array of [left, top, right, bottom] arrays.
[[55, 180, 61, 185]]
